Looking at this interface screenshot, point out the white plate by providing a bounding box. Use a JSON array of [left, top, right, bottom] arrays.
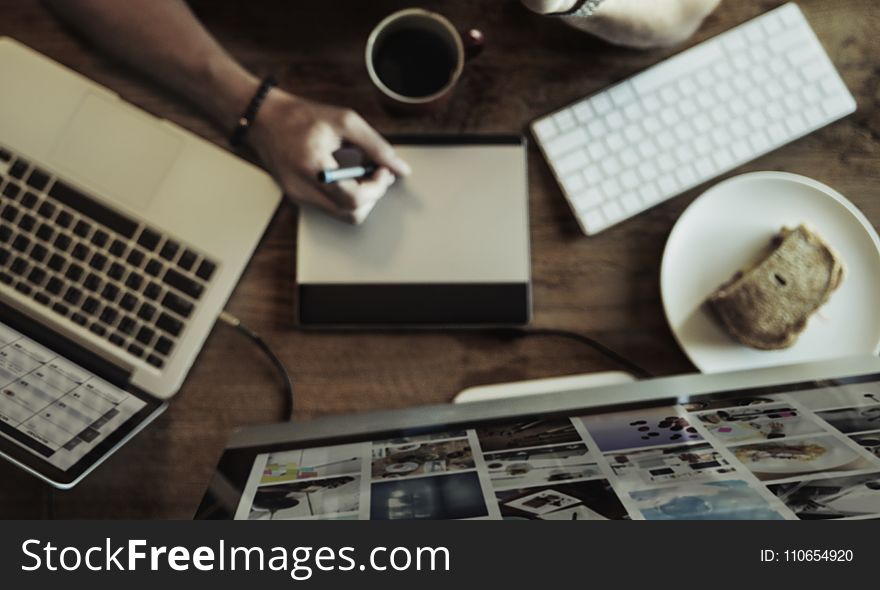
[[661, 172, 880, 373]]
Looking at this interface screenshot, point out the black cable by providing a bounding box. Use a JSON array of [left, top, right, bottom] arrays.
[[219, 312, 295, 421], [492, 327, 654, 379]]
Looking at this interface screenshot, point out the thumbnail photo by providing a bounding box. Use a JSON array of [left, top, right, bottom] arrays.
[[370, 472, 488, 520], [260, 443, 364, 485], [372, 429, 468, 447], [815, 405, 880, 434], [696, 404, 825, 444], [371, 439, 474, 480], [769, 472, 880, 519], [682, 396, 779, 412], [248, 476, 360, 520], [606, 443, 736, 490], [730, 435, 875, 481], [476, 418, 582, 452], [786, 382, 880, 411], [630, 480, 784, 520], [850, 432, 880, 459], [578, 406, 702, 452], [495, 479, 628, 520], [484, 443, 602, 490]]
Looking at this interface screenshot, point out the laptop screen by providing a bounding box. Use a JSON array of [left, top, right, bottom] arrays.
[[220, 375, 880, 521]]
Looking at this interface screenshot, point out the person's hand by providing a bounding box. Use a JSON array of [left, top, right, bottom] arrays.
[[249, 89, 411, 224]]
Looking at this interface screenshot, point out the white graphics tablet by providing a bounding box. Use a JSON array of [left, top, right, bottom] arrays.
[[296, 135, 531, 326]]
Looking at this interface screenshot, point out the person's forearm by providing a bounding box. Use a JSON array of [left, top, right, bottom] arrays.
[[43, 0, 258, 131]]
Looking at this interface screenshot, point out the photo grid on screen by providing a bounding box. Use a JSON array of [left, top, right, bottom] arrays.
[[233, 380, 880, 520]]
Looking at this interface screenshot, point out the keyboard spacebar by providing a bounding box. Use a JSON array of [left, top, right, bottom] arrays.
[[630, 42, 725, 96], [49, 181, 138, 239]]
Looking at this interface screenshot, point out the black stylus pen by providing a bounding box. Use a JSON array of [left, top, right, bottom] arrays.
[[317, 164, 378, 184]]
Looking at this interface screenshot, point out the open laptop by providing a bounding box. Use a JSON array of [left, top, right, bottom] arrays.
[[197, 356, 880, 520], [0, 38, 281, 487]]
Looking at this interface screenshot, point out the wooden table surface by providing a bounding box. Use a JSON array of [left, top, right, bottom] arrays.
[[0, 0, 877, 518]]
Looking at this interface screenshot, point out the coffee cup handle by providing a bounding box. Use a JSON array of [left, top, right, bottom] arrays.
[[462, 28, 485, 60]]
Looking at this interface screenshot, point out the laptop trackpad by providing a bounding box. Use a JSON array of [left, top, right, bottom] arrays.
[[48, 92, 182, 213]]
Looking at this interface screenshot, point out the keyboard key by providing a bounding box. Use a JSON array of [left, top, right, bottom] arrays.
[[71, 242, 90, 261], [34, 291, 51, 306], [52, 302, 69, 316], [37, 201, 55, 218], [532, 117, 558, 142], [101, 283, 120, 302], [146, 354, 164, 369], [2, 182, 20, 199], [19, 214, 36, 232], [156, 312, 183, 337], [83, 272, 102, 292], [55, 210, 73, 228], [82, 296, 100, 315], [73, 220, 91, 238], [164, 267, 204, 299], [99, 307, 119, 325], [0, 272, 11, 285], [137, 228, 161, 251], [162, 291, 194, 318], [89, 323, 107, 337], [35, 223, 54, 242], [26, 168, 49, 191], [30, 243, 47, 263], [544, 128, 588, 158], [107, 262, 125, 281], [71, 313, 88, 327], [0, 248, 8, 265], [135, 326, 155, 345], [143, 281, 162, 300], [49, 181, 138, 238], [14, 281, 31, 296], [125, 272, 144, 291], [10, 256, 29, 275], [128, 343, 145, 358], [120, 292, 138, 311], [46, 276, 65, 295], [0, 225, 11, 243], [91, 229, 109, 248], [145, 259, 163, 277], [177, 249, 197, 272], [154, 336, 174, 356], [27, 267, 46, 285], [65, 263, 84, 282], [20, 191, 35, 207], [138, 302, 157, 322], [11, 235, 30, 252], [108, 333, 126, 347], [63, 287, 82, 305], [9, 159, 28, 179], [47, 254, 65, 273], [51, 234, 73, 255], [119, 315, 137, 335], [89, 252, 108, 271], [109, 239, 126, 257], [127, 249, 145, 267], [0, 148, 10, 162]]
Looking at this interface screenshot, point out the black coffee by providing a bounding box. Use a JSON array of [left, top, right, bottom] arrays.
[[373, 28, 457, 98]]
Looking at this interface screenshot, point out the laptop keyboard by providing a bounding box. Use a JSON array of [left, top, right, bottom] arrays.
[[0, 146, 218, 370]]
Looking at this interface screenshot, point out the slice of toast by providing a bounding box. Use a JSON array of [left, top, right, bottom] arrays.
[[706, 225, 844, 350]]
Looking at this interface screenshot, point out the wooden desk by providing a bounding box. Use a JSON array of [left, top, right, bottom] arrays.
[[0, 0, 876, 518]]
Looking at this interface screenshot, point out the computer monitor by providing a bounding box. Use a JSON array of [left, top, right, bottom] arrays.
[[196, 356, 880, 520]]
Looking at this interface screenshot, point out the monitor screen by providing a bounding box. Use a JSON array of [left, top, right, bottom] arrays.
[[212, 375, 880, 521]]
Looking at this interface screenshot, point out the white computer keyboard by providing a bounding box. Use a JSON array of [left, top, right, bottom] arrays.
[[531, 2, 857, 236]]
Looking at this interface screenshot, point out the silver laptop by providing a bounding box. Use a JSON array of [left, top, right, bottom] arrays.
[[198, 356, 880, 520], [0, 38, 281, 487]]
